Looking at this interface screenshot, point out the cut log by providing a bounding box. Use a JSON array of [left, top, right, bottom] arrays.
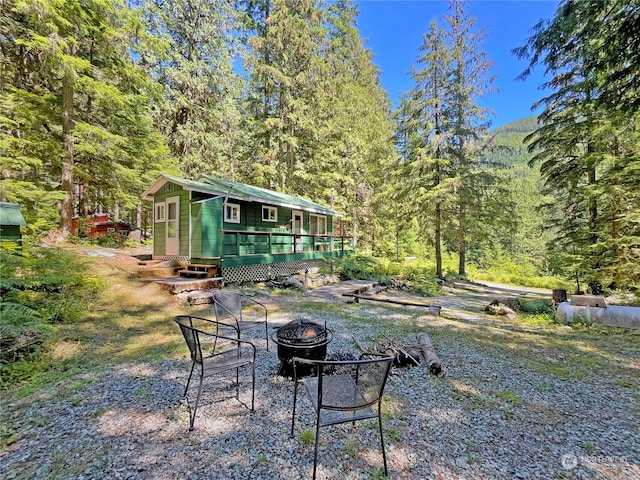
[[485, 300, 517, 319], [417, 333, 445, 377]]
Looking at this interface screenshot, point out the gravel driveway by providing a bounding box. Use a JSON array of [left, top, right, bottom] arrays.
[[1, 285, 639, 480]]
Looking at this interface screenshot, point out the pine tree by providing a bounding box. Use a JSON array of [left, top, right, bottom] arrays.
[[1, 0, 171, 236], [140, 0, 243, 179], [515, 0, 640, 292], [315, 0, 396, 251], [242, 0, 326, 192], [400, 0, 499, 276]]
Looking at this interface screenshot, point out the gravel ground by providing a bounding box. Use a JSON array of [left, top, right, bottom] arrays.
[[1, 291, 639, 480]]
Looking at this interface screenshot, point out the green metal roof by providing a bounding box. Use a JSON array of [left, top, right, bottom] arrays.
[[142, 174, 342, 217], [198, 175, 341, 216], [0, 202, 27, 226]]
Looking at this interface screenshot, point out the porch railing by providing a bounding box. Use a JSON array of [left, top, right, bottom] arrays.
[[221, 230, 353, 257]]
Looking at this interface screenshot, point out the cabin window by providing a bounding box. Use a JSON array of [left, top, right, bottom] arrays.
[[224, 203, 240, 223], [262, 206, 278, 222], [155, 203, 165, 222], [118, 230, 129, 236], [309, 214, 327, 235], [107, 227, 116, 233]]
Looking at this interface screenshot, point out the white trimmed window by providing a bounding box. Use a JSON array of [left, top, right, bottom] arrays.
[[262, 206, 278, 222], [309, 214, 327, 235], [155, 203, 165, 222], [224, 203, 241, 223]]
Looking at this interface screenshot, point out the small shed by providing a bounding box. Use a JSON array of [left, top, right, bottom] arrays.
[[0, 202, 27, 244], [142, 174, 353, 283], [71, 214, 134, 240]]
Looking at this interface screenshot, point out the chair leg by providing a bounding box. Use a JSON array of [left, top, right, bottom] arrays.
[[290, 379, 299, 437], [235, 367, 240, 400], [183, 361, 196, 398], [312, 422, 320, 480], [378, 410, 388, 476], [189, 369, 204, 431], [265, 321, 269, 351], [250, 362, 255, 411]]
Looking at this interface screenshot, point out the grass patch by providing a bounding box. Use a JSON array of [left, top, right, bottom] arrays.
[[299, 429, 315, 446]]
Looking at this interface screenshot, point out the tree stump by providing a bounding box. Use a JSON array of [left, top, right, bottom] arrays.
[[552, 289, 568, 306]]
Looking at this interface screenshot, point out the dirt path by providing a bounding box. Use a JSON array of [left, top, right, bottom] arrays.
[[340, 279, 552, 322]]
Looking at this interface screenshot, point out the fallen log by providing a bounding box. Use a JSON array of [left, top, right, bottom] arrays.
[[351, 335, 421, 367], [345, 294, 431, 308], [417, 333, 445, 377]]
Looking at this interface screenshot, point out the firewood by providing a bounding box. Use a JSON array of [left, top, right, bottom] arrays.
[[417, 333, 445, 377]]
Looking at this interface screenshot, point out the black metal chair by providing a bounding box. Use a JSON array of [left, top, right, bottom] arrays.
[[174, 315, 256, 430], [212, 291, 269, 350], [290, 353, 394, 479]]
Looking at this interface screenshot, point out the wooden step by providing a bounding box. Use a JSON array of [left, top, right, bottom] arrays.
[[137, 259, 162, 267], [178, 264, 218, 278], [360, 285, 388, 296]]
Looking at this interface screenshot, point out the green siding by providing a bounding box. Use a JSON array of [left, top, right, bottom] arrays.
[[153, 182, 190, 256], [148, 178, 349, 266], [191, 203, 202, 259], [201, 198, 222, 258], [0, 225, 22, 243]]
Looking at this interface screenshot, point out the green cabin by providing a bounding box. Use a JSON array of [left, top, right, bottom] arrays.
[[142, 174, 353, 283], [0, 202, 27, 245]]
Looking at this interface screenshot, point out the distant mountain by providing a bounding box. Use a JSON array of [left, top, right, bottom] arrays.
[[487, 116, 538, 167], [493, 116, 538, 134]]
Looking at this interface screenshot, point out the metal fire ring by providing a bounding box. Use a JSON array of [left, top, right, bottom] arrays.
[[271, 320, 333, 349]]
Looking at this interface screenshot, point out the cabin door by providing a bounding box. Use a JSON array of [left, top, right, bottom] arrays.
[[292, 210, 304, 252], [165, 196, 180, 256]]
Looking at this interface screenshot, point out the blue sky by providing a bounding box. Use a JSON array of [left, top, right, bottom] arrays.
[[355, 0, 561, 128]]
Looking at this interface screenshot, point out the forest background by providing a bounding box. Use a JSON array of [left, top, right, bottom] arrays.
[[1, 0, 638, 295]]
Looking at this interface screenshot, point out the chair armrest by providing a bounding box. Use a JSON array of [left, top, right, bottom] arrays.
[[241, 294, 268, 315], [358, 352, 395, 361], [195, 328, 257, 352], [187, 315, 241, 336]]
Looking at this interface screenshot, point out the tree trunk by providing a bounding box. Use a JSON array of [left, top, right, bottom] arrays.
[[458, 202, 467, 276], [435, 201, 442, 277], [59, 66, 75, 237]]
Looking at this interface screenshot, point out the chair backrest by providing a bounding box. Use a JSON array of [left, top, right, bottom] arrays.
[[317, 355, 393, 411], [175, 315, 233, 364], [213, 291, 242, 322], [175, 316, 203, 364]]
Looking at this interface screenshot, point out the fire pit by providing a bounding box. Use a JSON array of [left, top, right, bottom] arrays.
[[271, 319, 333, 377]]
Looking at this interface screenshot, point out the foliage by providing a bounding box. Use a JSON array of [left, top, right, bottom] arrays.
[[333, 253, 388, 281], [141, 0, 243, 179], [514, 0, 640, 293], [241, 0, 396, 250], [1, 0, 173, 237], [0, 244, 104, 386], [397, 0, 504, 278]]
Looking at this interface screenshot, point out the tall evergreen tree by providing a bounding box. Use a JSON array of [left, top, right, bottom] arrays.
[[141, 0, 243, 179], [400, 20, 451, 277], [444, 0, 496, 275], [515, 0, 640, 292], [400, 0, 499, 276], [315, 0, 396, 250], [1, 0, 171, 236], [242, 0, 326, 192]]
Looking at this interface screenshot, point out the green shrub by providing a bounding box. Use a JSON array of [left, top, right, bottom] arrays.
[[0, 244, 104, 387], [517, 298, 554, 314], [333, 254, 388, 281]]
